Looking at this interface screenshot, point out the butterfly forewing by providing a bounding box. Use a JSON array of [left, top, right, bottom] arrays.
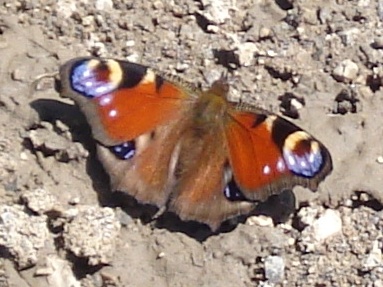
[[59, 57, 189, 145]]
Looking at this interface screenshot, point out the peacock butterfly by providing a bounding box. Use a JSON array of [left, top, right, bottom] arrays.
[[58, 57, 332, 231]]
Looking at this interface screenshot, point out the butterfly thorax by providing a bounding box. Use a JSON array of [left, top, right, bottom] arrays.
[[192, 81, 230, 130]]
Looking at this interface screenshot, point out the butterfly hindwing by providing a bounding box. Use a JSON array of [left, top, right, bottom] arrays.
[[96, 118, 189, 207]]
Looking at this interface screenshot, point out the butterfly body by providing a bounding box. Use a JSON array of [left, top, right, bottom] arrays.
[[59, 57, 332, 230]]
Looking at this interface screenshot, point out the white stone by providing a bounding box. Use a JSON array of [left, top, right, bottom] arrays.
[[56, 0, 77, 19], [362, 239, 383, 271], [95, 0, 113, 10], [358, 0, 370, 6], [236, 42, 259, 66], [264, 256, 285, 283], [312, 209, 342, 241], [246, 215, 273, 227], [198, 0, 234, 24], [125, 40, 135, 47]]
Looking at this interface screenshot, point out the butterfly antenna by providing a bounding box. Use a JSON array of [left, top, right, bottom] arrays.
[[29, 71, 59, 96]]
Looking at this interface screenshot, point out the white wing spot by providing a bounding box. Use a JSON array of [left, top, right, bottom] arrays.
[[288, 155, 296, 166], [109, 109, 117, 117], [309, 153, 315, 163], [263, 165, 271, 175], [277, 158, 285, 172], [83, 70, 91, 77], [100, 95, 112, 106], [95, 86, 109, 95]]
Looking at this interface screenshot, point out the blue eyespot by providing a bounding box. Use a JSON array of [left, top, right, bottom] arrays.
[[283, 149, 323, 178], [109, 141, 136, 160], [70, 62, 117, 98]]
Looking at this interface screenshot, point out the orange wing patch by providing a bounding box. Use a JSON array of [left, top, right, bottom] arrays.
[[226, 112, 287, 195], [96, 80, 186, 142]]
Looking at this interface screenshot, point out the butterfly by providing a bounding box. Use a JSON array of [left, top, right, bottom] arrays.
[[58, 57, 332, 231]]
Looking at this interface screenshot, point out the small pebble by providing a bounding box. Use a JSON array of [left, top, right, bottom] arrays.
[[362, 239, 383, 271], [246, 215, 273, 227], [95, 0, 113, 10], [332, 59, 359, 82], [22, 188, 57, 214], [312, 209, 342, 241], [236, 42, 258, 66], [372, 37, 383, 49], [68, 197, 80, 205], [264, 255, 285, 283], [157, 252, 165, 259], [259, 27, 271, 39]]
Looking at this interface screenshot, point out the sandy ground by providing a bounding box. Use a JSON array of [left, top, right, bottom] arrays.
[[0, 0, 383, 286]]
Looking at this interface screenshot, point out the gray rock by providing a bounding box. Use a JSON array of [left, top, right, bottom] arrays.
[[0, 205, 52, 269], [63, 206, 121, 265], [21, 188, 57, 215]]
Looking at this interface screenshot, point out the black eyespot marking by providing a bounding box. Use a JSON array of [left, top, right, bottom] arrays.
[[252, 114, 267, 127], [119, 61, 148, 89], [155, 75, 164, 92], [271, 117, 300, 150]]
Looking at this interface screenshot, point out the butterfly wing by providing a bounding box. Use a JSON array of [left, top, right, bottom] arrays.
[[225, 107, 332, 201], [59, 57, 194, 206], [59, 57, 189, 145]]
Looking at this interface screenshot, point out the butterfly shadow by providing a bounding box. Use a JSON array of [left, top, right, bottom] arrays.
[[30, 99, 297, 242], [28, 99, 197, 230], [153, 189, 297, 241], [29, 99, 119, 204]]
